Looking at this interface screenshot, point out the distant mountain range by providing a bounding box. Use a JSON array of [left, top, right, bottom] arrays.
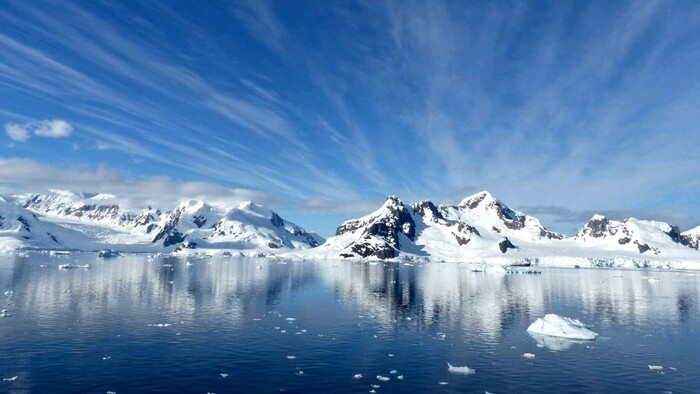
[[2, 190, 699, 268], [1, 190, 322, 254]]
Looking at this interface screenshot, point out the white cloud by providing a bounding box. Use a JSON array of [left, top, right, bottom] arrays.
[[0, 157, 283, 211], [3, 119, 73, 142], [34, 119, 73, 137], [4, 123, 30, 142]]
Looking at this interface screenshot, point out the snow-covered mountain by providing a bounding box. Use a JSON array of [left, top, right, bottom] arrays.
[[2, 190, 321, 253], [575, 215, 697, 254], [683, 226, 700, 250], [0, 196, 65, 251], [312, 192, 565, 260], [4, 189, 700, 268], [300, 191, 700, 268]]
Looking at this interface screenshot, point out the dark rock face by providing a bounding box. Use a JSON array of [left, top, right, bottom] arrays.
[[286, 226, 319, 247], [585, 216, 609, 237], [192, 215, 207, 228], [17, 216, 31, 232], [453, 234, 470, 245], [270, 212, 284, 228], [336, 196, 415, 250], [636, 242, 651, 254], [351, 242, 395, 259], [152, 213, 185, 247], [494, 203, 525, 230], [539, 228, 564, 240], [267, 242, 280, 249], [162, 230, 186, 247], [412, 200, 444, 221], [458, 222, 480, 236], [499, 238, 517, 253], [664, 225, 696, 249], [462, 193, 487, 209], [618, 237, 631, 245]]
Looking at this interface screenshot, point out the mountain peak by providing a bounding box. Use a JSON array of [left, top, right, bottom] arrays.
[[459, 191, 497, 209]]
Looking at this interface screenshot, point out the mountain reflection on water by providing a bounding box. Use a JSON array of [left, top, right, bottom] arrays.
[[0, 254, 698, 393]]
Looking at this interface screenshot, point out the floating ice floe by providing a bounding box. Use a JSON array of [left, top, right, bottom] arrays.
[[1, 309, 11, 318], [287, 355, 296, 360], [526, 314, 598, 340], [437, 333, 446, 340], [353, 374, 363, 380], [220, 373, 229, 378], [369, 390, 376, 394], [371, 384, 380, 388], [285, 318, 296, 321], [3, 376, 17, 382], [447, 363, 476, 375], [148, 323, 171, 327], [439, 381, 449, 385], [523, 353, 536, 359], [397, 375, 404, 381], [389, 370, 398, 374], [376, 375, 390, 381], [648, 365, 663, 371], [295, 370, 304, 376], [647, 278, 661, 284], [58, 264, 90, 270]]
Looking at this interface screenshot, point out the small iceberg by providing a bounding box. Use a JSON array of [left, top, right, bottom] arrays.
[[447, 363, 476, 375], [526, 314, 598, 340], [3, 376, 18, 382], [376, 375, 390, 381], [522, 353, 536, 359], [58, 264, 91, 270], [648, 365, 663, 371], [98, 249, 120, 259], [353, 374, 362, 380]]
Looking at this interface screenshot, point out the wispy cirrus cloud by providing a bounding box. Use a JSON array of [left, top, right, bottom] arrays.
[[1, 1, 699, 236]]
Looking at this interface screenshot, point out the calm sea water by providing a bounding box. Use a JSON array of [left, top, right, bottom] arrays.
[[0, 253, 698, 393]]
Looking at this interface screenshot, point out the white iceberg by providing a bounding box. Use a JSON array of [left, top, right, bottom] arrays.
[[447, 363, 476, 375], [526, 314, 598, 340], [528, 332, 588, 351]]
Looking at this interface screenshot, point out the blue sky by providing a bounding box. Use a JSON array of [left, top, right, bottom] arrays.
[[1, 0, 700, 236]]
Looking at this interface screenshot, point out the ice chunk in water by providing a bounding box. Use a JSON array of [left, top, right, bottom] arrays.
[[447, 363, 476, 375], [3, 376, 17, 382], [527, 314, 598, 340], [522, 353, 536, 359], [376, 375, 390, 381], [353, 374, 363, 380], [648, 365, 663, 371]]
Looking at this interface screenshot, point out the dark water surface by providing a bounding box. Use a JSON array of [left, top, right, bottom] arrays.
[[0, 254, 699, 393]]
